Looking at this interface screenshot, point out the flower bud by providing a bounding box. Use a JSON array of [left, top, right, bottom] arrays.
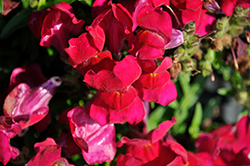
[[169, 62, 182, 79], [235, 89, 248, 105], [174, 47, 187, 61], [184, 21, 195, 34], [200, 60, 212, 77], [215, 17, 229, 37], [182, 57, 197, 73], [234, 6, 249, 18], [204, 49, 215, 63]]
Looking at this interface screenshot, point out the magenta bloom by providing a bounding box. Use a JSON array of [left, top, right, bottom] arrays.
[[3, 77, 61, 129], [56, 129, 81, 158], [28, 2, 85, 57], [26, 138, 73, 166], [84, 55, 145, 125], [116, 117, 189, 165], [65, 25, 115, 76], [134, 57, 177, 106], [129, 0, 173, 59], [187, 152, 213, 166], [0, 117, 21, 165], [170, 0, 216, 36], [0, 131, 20, 165], [196, 116, 250, 165], [91, 1, 134, 56], [67, 106, 116, 164], [8, 64, 47, 91]]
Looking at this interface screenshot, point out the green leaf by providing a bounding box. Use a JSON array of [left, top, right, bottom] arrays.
[[0, 0, 2, 14], [0, 9, 32, 39], [21, 0, 30, 8], [38, 0, 46, 10], [147, 106, 166, 132], [188, 102, 203, 139], [203, 97, 221, 120], [237, 106, 249, 121], [178, 72, 191, 95], [168, 100, 179, 110], [172, 74, 205, 135], [217, 88, 230, 96]]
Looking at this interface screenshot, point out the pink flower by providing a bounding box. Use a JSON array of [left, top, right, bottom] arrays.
[[28, 2, 85, 57], [56, 129, 81, 158], [0, 131, 19, 165], [129, 0, 173, 59], [117, 117, 189, 166], [67, 105, 116, 164], [8, 64, 47, 91], [4, 64, 51, 133], [84, 55, 145, 125], [129, 30, 166, 59], [187, 152, 213, 166], [196, 116, 250, 165], [26, 138, 73, 166], [90, 1, 134, 56], [134, 57, 177, 106], [216, 0, 237, 16], [0, 116, 21, 165], [3, 77, 62, 129], [170, 0, 216, 36], [65, 25, 115, 76]]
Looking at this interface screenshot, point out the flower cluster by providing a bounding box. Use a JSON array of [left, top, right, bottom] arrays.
[[0, 64, 61, 165], [1, 0, 250, 165]]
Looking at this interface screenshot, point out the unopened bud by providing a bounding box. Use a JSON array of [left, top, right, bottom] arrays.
[[169, 62, 182, 79], [235, 90, 248, 105], [234, 6, 244, 17], [215, 17, 229, 37], [174, 47, 187, 61], [204, 49, 215, 63], [193, 49, 203, 60], [200, 60, 212, 77], [182, 57, 197, 73], [184, 21, 195, 34]]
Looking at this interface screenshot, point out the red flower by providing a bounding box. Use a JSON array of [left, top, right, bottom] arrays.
[[0, 117, 21, 165], [65, 25, 115, 76], [129, 0, 173, 59], [134, 57, 177, 106], [67, 105, 116, 164], [170, 0, 216, 36], [3, 77, 61, 129], [196, 116, 250, 165], [117, 117, 189, 166], [28, 2, 85, 57], [90, 1, 134, 57], [0, 131, 19, 165], [84, 55, 145, 125], [26, 138, 73, 166], [186, 152, 213, 166]]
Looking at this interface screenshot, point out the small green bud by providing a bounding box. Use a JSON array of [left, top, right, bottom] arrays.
[[243, 7, 250, 16], [237, 17, 250, 26], [204, 49, 215, 63], [200, 60, 212, 77], [215, 17, 229, 37], [235, 90, 248, 105], [229, 25, 244, 37], [217, 23, 224, 31], [187, 45, 200, 56], [234, 6, 244, 17], [174, 47, 187, 61], [29, 0, 38, 8], [182, 57, 197, 73], [184, 21, 195, 34]]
